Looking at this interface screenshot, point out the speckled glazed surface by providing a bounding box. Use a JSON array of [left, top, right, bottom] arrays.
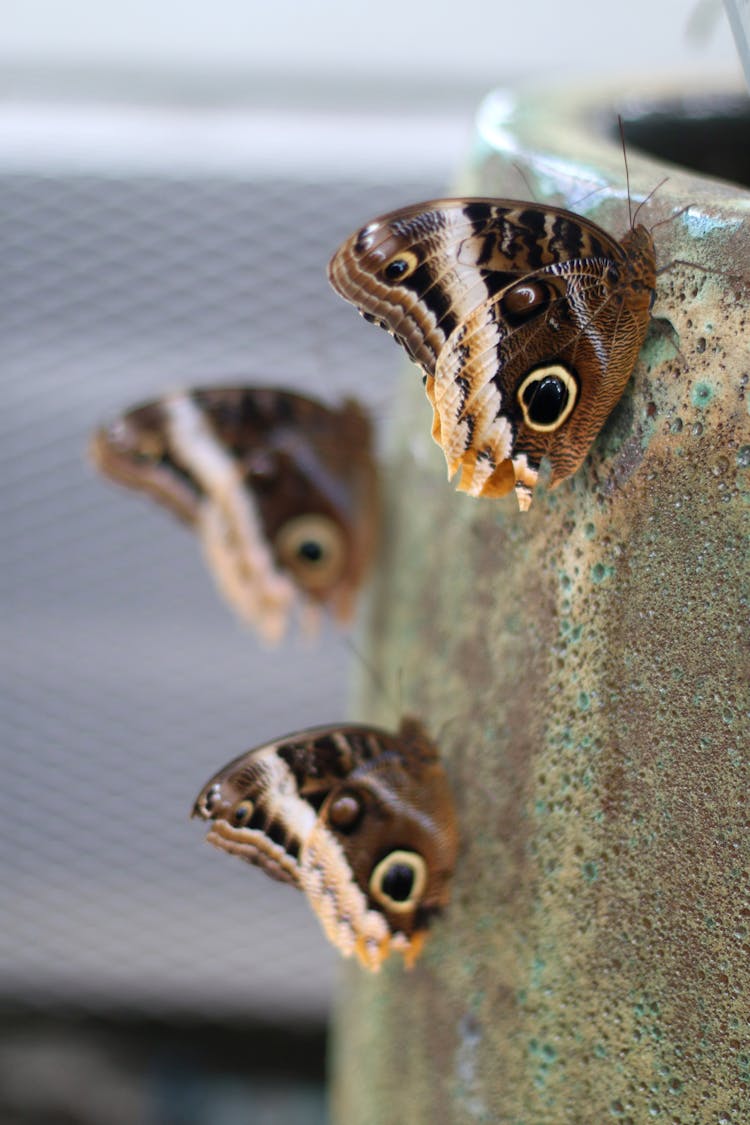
[[331, 87, 750, 1124]]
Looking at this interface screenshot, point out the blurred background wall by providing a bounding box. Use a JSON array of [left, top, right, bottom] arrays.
[[2, 0, 738, 94], [0, 2, 741, 1122]]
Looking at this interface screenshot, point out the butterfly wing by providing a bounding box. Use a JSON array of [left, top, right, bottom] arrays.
[[329, 199, 655, 508], [193, 720, 458, 970], [90, 386, 379, 638], [192, 743, 310, 887], [434, 245, 655, 506]]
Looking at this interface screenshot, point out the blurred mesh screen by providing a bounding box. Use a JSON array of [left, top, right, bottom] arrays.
[[0, 164, 443, 1021]]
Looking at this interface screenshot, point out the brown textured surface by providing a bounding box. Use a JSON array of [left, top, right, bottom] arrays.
[[331, 89, 750, 1124]]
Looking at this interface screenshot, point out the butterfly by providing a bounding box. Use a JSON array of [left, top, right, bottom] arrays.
[[192, 718, 458, 970], [329, 198, 656, 509], [90, 386, 379, 641]]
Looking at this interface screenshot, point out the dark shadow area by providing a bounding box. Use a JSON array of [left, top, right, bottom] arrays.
[[621, 95, 750, 188], [0, 1006, 327, 1125]]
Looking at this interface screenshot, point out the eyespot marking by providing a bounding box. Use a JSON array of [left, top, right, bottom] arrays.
[[382, 250, 419, 283], [517, 365, 578, 432], [369, 849, 428, 914], [328, 791, 363, 832], [500, 279, 556, 326], [232, 799, 254, 826], [274, 515, 346, 593]]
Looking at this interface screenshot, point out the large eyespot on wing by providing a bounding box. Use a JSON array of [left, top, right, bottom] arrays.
[[272, 514, 347, 597], [516, 365, 579, 433], [369, 850, 428, 916]]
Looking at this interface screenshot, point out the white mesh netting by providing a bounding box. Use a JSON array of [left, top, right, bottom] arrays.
[[0, 166, 443, 1020]]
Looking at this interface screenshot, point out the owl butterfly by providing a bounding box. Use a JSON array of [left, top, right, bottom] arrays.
[[329, 197, 656, 509], [90, 386, 378, 642], [192, 718, 458, 970]]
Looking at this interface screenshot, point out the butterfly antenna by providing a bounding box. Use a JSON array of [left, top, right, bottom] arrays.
[[570, 183, 607, 210], [618, 115, 669, 229], [633, 178, 670, 228], [512, 162, 538, 202], [646, 198, 691, 236], [344, 635, 397, 718], [618, 115, 634, 229]]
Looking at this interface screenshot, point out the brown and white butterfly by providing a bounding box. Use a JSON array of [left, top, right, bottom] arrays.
[[90, 386, 378, 641], [329, 198, 656, 509], [192, 718, 458, 970]]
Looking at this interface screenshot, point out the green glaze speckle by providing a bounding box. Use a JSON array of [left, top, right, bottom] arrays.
[[692, 381, 716, 408]]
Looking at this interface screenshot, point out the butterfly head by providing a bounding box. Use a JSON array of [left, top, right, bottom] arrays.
[[619, 225, 657, 310]]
